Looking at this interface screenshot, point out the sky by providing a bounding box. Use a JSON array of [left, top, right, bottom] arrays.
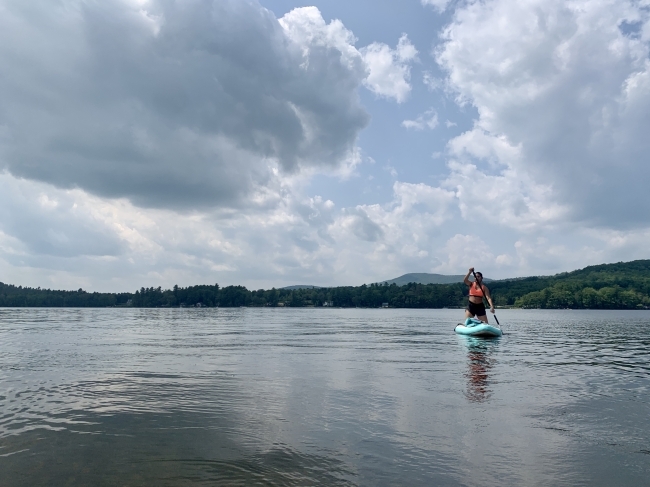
[[1, 0, 649, 292]]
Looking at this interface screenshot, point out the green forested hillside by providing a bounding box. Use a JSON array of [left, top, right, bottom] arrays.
[[1, 260, 649, 309], [489, 260, 650, 309]]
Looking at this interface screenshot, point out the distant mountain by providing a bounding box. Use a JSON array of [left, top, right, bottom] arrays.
[[281, 285, 322, 290], [380, 273, 492, 286]]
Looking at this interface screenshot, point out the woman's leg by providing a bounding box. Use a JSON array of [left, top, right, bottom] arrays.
[[477, 314, 488, 323]]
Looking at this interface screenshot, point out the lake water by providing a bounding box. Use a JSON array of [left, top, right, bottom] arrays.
[[0, 308, 648, 486]]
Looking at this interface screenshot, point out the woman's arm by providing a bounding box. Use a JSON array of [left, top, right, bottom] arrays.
[[463, 267, 474, 286], [484, 286, 495, 313]]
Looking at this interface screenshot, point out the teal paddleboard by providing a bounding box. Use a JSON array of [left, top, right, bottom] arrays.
[[455, 317, 502, 337]]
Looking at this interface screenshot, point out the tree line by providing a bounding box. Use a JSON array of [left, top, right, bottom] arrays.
[[0, 282, 467, 308], [489, 260, 650, 309], [1, 260, 649, 309]]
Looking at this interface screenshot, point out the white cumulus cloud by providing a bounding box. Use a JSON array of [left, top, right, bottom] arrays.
[[421, 0, 454, 13], [402, 108, 439, 130], [0, 0, 371, 211], [434, 234, 495, 274], [436, 0, 650, 229], [361, 34, 419, 103]]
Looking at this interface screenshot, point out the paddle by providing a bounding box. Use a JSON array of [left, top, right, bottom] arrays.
[[472, 270, 500, 328]]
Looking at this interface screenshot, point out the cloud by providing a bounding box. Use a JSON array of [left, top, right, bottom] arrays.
[[435, 0, 650, 229], [0, 1, 424, 289], [0, 172, 460, 290], [361, 34, 418, 103], [422, 71, 443, 91], [402, 108, 439, 130], [443, 129, 569, 231], [279, 6, 362, 69], [434, 234, 495, 274], [421, 0, 453, 13], [385, 165, 398, 178], [1, 168, 648, 291], [328, 181, 457, 278], [0, 1, 372, 211], [0, 171, 342, 289], [5, 0, 650, 291], [511, 237, 593, 274], [337, 208, 385, 242], [0, 174, 125, 259]]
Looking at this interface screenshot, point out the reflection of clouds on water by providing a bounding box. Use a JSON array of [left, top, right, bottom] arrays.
[[0, 411, 357, 486], [2, 309, 650, 486], [462, 337, 499, 403]]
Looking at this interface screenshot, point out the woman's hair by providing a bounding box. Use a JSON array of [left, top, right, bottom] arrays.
[[475, 272, 483, 278]]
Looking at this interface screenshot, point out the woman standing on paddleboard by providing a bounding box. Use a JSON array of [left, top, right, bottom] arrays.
[[464, 267, 495, 323]]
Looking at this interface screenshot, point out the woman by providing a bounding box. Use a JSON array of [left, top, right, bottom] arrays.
[[464, 267, 495, 323]]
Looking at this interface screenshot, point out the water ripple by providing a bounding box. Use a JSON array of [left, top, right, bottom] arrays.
[[0, 308, 648, 486]]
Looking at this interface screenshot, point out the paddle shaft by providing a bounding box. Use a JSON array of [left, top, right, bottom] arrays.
[[472, 270, 500, 327]]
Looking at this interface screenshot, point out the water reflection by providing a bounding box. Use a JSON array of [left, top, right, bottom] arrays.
[[2, 309, 650, 487], [462, 337, 499, 403]]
